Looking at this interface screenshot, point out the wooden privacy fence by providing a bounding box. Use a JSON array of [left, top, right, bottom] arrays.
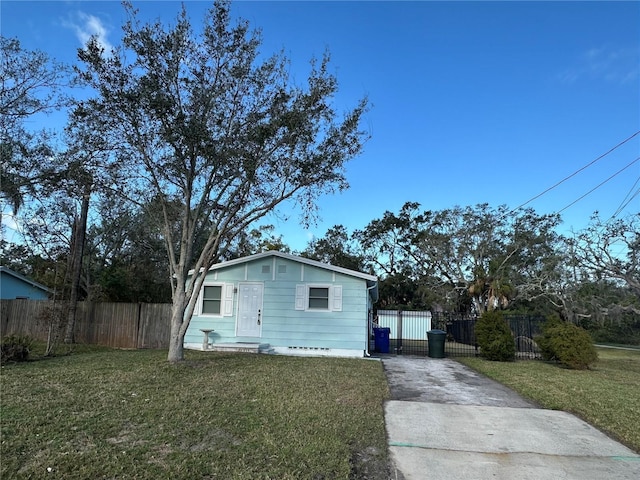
[[0, 300, 172, 349]]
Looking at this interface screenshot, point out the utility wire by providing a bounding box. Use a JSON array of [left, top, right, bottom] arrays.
[[511, 130, 640, 213], [557, 156, 640, 214], [611, 175, 640, 219], [614, 188, 640, 217]]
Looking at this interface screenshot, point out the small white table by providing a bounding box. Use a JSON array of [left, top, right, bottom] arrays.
[[200, 329, 214, 350]]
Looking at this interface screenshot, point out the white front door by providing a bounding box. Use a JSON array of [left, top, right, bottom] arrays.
[[236, 283, 263, 337]]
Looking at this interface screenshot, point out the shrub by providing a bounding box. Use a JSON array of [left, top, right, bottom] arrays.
[[537, 314, 563, 360], [476, 311, 515, 361], [1, 335, 33, 364], [537, 315, 598, 370]]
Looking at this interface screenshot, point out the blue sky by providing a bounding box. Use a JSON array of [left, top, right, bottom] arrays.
[[3, 1, 639, 251]]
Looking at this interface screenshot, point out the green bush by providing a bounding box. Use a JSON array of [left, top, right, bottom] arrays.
[[537, 315, 598, 369], [1, 335, 33, 364], [476, 311, 516, 361], [537, 314, 563, 360]]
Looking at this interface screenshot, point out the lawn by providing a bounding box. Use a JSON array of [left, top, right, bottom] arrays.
[[457, 347, 640, 453], [1, 347, 390, 479]]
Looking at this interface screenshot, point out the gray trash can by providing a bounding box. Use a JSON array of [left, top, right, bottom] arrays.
[[427, 329, 446, 358]]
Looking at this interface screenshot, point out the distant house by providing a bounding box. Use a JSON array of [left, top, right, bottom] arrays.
[[0, 267, 52, 300], [184, 251, 378, 358]]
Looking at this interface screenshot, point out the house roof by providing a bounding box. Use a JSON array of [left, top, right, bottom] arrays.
[[193, 251, 378, 300], [0, 266, 53, 294]]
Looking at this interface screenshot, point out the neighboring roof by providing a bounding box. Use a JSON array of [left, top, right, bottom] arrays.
[[0, 266, 53, 294], [191, 251, 378, 300]]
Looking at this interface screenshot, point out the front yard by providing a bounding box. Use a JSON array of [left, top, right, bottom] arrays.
[[1, 348, 390, 479], [4, 342, 639, 479]]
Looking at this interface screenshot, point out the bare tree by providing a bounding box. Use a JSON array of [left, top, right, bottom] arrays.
[[569, 213, 640, 314]]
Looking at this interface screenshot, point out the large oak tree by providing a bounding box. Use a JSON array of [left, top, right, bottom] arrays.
[[357, 202, 563, 314], [73, 1, 369, 361]]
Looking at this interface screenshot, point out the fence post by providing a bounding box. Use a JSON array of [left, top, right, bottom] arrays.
[[136, 303, 142, 349], [397, 310, 403, 355]]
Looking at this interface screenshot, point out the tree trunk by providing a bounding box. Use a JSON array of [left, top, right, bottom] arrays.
[[64, 188, 90, 344], [473, 295, 485, 316], [167, 297, 187, 363], [167, 329, 185, 363]]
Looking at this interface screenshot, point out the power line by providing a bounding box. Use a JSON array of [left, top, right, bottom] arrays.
[[613, 188, 640, 217], [558, 156, 640, 214], [511, 130, 640, 213], [611, 175, 640, 219]]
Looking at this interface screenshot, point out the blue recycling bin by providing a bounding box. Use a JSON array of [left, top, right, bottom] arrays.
[[374, 327, 391, 354]]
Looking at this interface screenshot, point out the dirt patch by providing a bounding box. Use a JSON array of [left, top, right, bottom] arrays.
[[350, 445, 395, 480], [180, 428, 242, 452]]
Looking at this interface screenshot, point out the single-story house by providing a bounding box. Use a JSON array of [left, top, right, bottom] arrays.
[[0, 267, 52, 300], [184, 251, 378, 357]]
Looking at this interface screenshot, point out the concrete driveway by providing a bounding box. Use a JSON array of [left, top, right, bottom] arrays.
[[381, 356, 640, 480]]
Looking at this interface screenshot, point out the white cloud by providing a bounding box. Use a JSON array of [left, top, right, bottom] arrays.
[[558, 45, 639, 85], [1, 207, 22, 244], [64, 11, 114, 54]]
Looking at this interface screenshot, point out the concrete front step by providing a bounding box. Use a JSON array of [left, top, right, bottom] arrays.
[[206, 343, 270, 354]]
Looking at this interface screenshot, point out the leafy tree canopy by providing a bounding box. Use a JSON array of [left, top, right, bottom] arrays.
[[0, 36, 70, 216], [72, 0, 369, 361]]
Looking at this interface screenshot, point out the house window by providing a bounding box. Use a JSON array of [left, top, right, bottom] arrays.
[[295, 284, 342, 312], [308, 287, 329, 310], [202, 285, 222, 315]]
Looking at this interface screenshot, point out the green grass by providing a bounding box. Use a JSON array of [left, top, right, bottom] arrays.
[[594, 343, 640, 350], [1, 347, 390, 479], [457, 347, 640, 453]]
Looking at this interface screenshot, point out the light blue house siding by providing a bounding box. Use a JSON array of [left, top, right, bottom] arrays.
[[0, 267, 52, 300], [184, 252, 377, 358]]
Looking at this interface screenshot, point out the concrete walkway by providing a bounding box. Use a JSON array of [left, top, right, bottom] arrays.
[[381, 356, 640, 480]]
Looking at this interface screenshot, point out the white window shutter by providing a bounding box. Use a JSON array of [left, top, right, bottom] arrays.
[[223, 284, 234, 316], [332, 285, 343, 312], [195, 286, 203, 315], [295, 285, 306, 310]]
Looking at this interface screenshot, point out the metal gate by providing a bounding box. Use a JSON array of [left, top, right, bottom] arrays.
[[375, 310, 545, 358]]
